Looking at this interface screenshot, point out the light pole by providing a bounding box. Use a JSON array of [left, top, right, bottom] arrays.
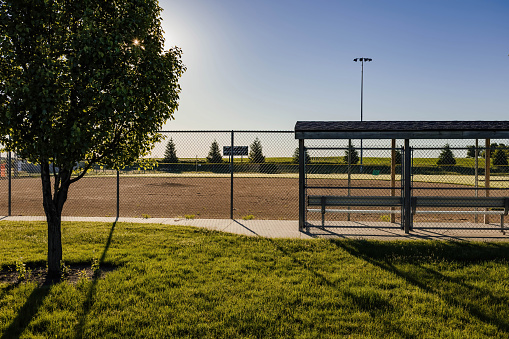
[[353, 57, 372, 171]]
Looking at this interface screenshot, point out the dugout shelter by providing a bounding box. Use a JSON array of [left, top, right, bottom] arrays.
[[295, 121, 509, 233]]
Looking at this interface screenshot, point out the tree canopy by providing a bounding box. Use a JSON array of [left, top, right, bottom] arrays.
[[0, 0, 185, 278], [437, 144, 456, 165], [466, 145, 476, 158], [292, 147, 311, 164], [163, 138, 179, 163], [1, 0, 184, 170], [249, 138, 265, 163], [343, 143, 359, 165], [206, 140, 223, 163], [493, 148, 508, 166]]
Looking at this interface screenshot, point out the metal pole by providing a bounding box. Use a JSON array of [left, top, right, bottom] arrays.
[[403, 139, 411, 233], [485, 139, 491, 224], [360, 61, 363, 123], [390, 139, 396, 223], [360, 61, 363, 172], [474, 139, 478, 223], [230, 131, 234, 220], [116, 169, 120, 219], [347, 139, 351, 221], [8, 151, 11, 216], [298, 139, 306, 231]]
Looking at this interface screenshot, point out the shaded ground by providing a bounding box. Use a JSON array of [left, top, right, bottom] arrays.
[[0, 176, 505, 222]]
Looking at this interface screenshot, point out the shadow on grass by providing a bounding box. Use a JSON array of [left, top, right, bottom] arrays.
[[264, 238, 414, 338], [1, 221, 119, 339], [0, 282, 51, 339], [334, 240, 509, 333], [74, 220, 117, 339]]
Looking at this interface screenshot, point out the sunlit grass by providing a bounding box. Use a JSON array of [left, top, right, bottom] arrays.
[[1, 221, 509, 338]]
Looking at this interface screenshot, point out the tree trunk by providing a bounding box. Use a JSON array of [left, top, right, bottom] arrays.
[[41, 163, 71, 280]]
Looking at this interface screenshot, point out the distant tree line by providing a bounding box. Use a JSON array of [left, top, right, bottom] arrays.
[[162, 138, 269, 164], [161, 139, 508, 167]]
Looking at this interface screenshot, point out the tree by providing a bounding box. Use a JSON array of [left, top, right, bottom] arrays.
[[292, 147, 311, 164], [163, 138, 178, 163], [493, 148, 508, 166], [249, 138, 265, 163], [437, 144, 456, 165], [466, 145, 476, 158], [343, 143, 359, 165], [0, 0, 185, 279], [206, 140, 223, 163], [481, 143, 499, 159]]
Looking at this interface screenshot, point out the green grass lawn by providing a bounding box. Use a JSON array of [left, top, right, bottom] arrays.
[[2, 221, 509, 338]]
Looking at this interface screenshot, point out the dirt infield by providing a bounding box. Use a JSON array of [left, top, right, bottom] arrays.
[[0, 176, 505, 223], [0, 176, 298, 219]]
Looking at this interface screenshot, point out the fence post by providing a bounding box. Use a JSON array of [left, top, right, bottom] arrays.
[[474, 139, 478, 223], [116, 169, 120, 219], [403, 139, 411, 233], [230, 131, 234, 219], [390, 139, 396, 223], [298, 138, 306, 231], [8, 151, 11, 216], [485, 138, 490, 224], [347, 139, 351, 221]]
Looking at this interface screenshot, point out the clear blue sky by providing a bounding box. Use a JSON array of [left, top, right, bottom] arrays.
[[158, 0, 509, 131]]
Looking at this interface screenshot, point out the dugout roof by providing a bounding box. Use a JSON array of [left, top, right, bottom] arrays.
[[295, 121, 509, 140]]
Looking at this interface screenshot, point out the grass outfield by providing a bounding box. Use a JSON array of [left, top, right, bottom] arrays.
[[2, 222, 509, 338]]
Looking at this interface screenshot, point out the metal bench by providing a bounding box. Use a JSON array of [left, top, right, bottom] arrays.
[[412, 196, 509, 232], [307, 195, 403, 227], [307, 195, 509, 233]]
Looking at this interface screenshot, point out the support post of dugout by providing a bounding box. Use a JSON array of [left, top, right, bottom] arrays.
[[230, 131, 234, 220], [403, 139, 412, 233], [299, 139, 306, 231]]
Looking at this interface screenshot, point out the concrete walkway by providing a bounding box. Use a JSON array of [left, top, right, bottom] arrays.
[[2, 216, 509, 241]]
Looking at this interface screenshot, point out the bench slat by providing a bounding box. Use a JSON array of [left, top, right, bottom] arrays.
[[308, 195, 403, 207], [308, 209, 401, 214], [414, 197, 509, 209], [414, 210, 505, 215]]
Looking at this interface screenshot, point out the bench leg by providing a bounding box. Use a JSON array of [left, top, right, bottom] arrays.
[[501, 215, 505, 234], [321, 198, 326, 227]]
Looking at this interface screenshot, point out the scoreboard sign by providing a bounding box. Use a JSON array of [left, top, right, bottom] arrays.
[[223, 146, 248, 156]]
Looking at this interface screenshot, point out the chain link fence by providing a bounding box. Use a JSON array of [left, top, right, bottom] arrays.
[[304, 139, 509, 229], [2, 135, 508, 228], [0, 131, 299, 220]]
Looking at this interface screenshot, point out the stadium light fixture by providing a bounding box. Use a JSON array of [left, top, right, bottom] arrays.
[[353, 57, 373, 169]]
